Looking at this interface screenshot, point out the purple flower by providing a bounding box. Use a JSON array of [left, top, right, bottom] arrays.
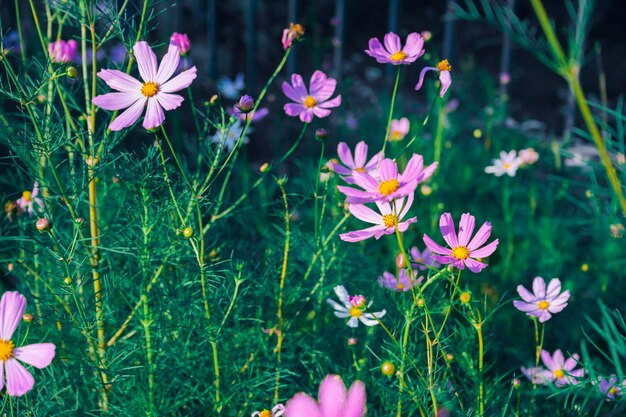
[[378, 269, 423, 292], [332, 141, 383, 184], [231, 106, 268, 123], [92, 41, 196, 131], [415, 60, 452, 98], [513, 277, 570, 323], [520, 366, 550, 385], [423, 213, 499, 273], [285, 374, 366, 417], [110, 43, 127, 65], [389, 117, 410, 141], [0, 292, 56, 397], [541, 349, 584, 386], [282, 71, 341, 123], [169, 32, 191, 55], [16, 182, 44, 217], [337, 154, 437, 204], [599, 375, 625, 400], [48, 39, 77, 63], [365, 32, 425, 65], [410, 246, 439, 270], [4, 31, 21, 54], [339, 193, 417, 242]]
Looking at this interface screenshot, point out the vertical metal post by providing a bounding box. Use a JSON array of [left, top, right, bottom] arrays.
[[332, 0, 345, 80], [442, 0, 456, 61], [287, 0, 298, 74], [246, 0, 257, 91]]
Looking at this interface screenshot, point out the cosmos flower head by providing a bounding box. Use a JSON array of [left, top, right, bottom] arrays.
[[513, 277, 570, 323], [332, 141, 383, 184], [388, 117, 410, 141], [599, 375, 625, 400], [251, 404, 285, 417], [540, 349, 584, 386], [337, 154, 437, 204], [518, 148, 539, 165], [49, 39, 77, 63], [410, 246, 439, 270], [415, 59, 452, 98], [169, 32, 191, 55], [92, 41, 197, 131], [365, 32, 425, 65], [484, 150, 522, 177], [16, 182, 44, 217], [339, 193, 417, 242], [208, 119, 251, 152], [327, 285, 386, 328], [423, 212, 499, 273], [282, 71, 342, 123], [285, 374, 366, 417], [378, 269, 423, 292]]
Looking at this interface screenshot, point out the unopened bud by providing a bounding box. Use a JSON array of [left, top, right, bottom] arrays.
[[183, 227, 194, 238], [237, 95, 255, 113], [259, 162, 270, 173], [22, 313, 34, 323], [36, 218, 51, 232], [315, 128, 328, 141], [381, 361, 396, 376], [396, 253, 406, 269], [64, 277, 73, 285], [347, 337, 358, 346], [67, 67, 78, 78]]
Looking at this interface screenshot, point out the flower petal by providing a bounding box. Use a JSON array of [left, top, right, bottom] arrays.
[[383, 32, 401, 53], [319, 375, 347, 417], [156, 93, 185, 111], [469, 239, 499, 258], [423, 234, 451, 256], [353, 142, 368, 168], [108, 97, 146, 131], [532, 277, 547, 299], [344, 381, 367, 417], [439, 212, 459, 248], [133, 41, 158, 82], [93, 92, 143, 111], [155, 44, 181, 84], [142, 98, 165, 130], [160, 67, 197, 93], [13, 343, 55, 369], [467, 222, 492, 251], [5, 358, 34, 397], [337, 142, 355, 168], [97, 69, 142, 93], [286, 393, 321, 417], [0, 292, 26, 340], [457, 213, 476, 247], [349, 204, 382, 225]]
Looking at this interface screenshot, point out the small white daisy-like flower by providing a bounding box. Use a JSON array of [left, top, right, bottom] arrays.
[[326, 285, 386, 328], [251, 404, 285, 417], [484, 150, 522, 177]]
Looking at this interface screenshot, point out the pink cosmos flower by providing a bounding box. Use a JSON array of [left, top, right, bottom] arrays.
[[93, 41, 197, 131], [281, 23, 305, 50], [541, 349, 584, 386], [513, 277, 570, 323], [415, 59, 452, 98], [484, 150, 522, 177], [410, 246, 439, 270], [0, 292, 56, 397], [16, 182, 44, 216], [423, 213, 499, 273], [378, 269, 423, 292], [282, 71, 341, 123], [365, 32, 425, 65], [285, 374, 366, 417], [389, 117, 410, 141], [332, 141, 383, 184], [337, 155, 437, 204], [169, 32, 191, 55], [339, 193, 417, 242], [251, 404, 285, 417], [48, 39, 77, 63], [518, 148, 539, 165]]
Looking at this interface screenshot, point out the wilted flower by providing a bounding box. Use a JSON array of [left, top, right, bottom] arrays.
[[415, 59, 452, 98], [327, 285, 386, 328], [423, 212, 499, 273], [169, 32, 191, 55], [337, 155, 437, 204], [599, 375, 625, 400], [282, 23, 305, 50], [513, 277, 570, 323], [378, 269, 423, 292], [389, 117, 410, 141], [541, 349, 584, 386], [484, 150, 522, 177], [339, 193, 417, 242], [285, 374, 366, 417], [4, 201, 17, 222], [410, 246, 439, 270], [48, 39, 77, 63], [365, 32, 425, 65], [92, 41, 197, 131], [332, 141, 383, 184], [0, 292, 56, 396], [208, 120, 250, 152], [16, 182, 44, 217], [282, 71, 341, 123], [217, 73, 245, 99], [251, 404, 285, 417]]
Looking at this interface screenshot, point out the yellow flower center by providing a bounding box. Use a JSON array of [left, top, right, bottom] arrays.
[[396, 283, 405, 290], [553, 369, 564, 379], [378, 179, 400, 195], [289, 23, 305, 38], [451, 246, 470, 260], [304, 96, 317, 108], [391, 130, 402, 140], [538, 300, 550, 310], [382, 214, 397, 228], [22, 191, 32, 201], [354, 167, 366, 172], [0, 339, 14, 361], [349, 306, 363, 317], [503, 162, 511, 170], [459, 292, 471, 304], [390, 51, 407, 62], [609, 387, 619, 395], [437, 59, 452, 71], [141, 82, 159, 98], [259, 410, 272, 417]]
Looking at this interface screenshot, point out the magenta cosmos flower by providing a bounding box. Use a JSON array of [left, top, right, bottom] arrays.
[[285, 374, 366, 417], [49, 39, 77, 63], [340, 193, 417, 242], [378, 269, 423, 292], [93, 41, 197, 131], [282, 71, 341, 123], [513, 277, 570, 323], [332, 141, 383, 184], [415, 59, 452, 98], [16, 182, 44, 216], [338, 154, 437, 204], [423, 213, 499, 273], [0, 292, 55, 397], [389, 117, 410, 141], [365, 32, 425, 65], [541, 349, 584, 386], [169, 32, 191, 55]]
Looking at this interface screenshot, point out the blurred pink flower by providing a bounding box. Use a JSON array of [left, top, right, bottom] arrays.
[[365, 32, 425, 65], [410, 246, 439, 270], [286, 374, 366, 417], [513, 277, 570, 323], [282, 71, 341, 123], [332, 141, 383, 184], [415, 59, 452, 98], [48, 39, 77, 63], [378, 269, 423, 292], [169, 32, 191, 55], [518, 148, 539, 165], [389, 117, 410, 141], [93, 41, 196, 131], [16, 182, 44, 217], [541, 349, 584, 386]]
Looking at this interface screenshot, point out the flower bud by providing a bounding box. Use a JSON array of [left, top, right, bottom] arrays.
[[315, 128, 328, 141], [381, 361, 396, 376], [22, 313, 34, 323], [237, 95, 255, 113], [348, 295, 366, 308], [459, 291, 471, 304], [347, 337, 358, 346], [169, 32, 191, 55], [67, 67, 78, 78], [396, 253, 406, 269], [36, 218, 51, 232], [259, 163, 270, 173], [64, 277, 73, 285], [183, 227, 194, 238]]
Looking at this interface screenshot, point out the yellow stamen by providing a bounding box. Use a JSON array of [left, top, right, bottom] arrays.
[[0, 339, 14, 361], [349, 306, 363, 317], [289, 23, 305, 38], [609, 387, 619, 395], [390, 51, 407, 62], [382, 214, 396, 228], [141, 82, 159, 98], [22, 191, 32, 201], [503, 162, 511, 170], [259, 410, 272, 417], [396, 283, 405, 290], [354, 167, 366, 172], [437, 59, 452, 71], [538, 300, 550, 310], [304, 96, 317, 108], [553, 369, 564, 379], [451, 246, 470, 260], [378, 179, 400, 195]]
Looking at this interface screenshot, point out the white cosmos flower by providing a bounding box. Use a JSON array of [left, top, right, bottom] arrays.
[[485, 150, 522, 177], [326, 285, 386, 328], [209, 119, 251, 152]]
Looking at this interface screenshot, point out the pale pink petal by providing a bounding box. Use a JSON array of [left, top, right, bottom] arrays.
[[457, 213, 476, 247], [439, 70, 452, 98], [313, 107, 332, 118], [340, 225, 386, 242], [439, 213, 459, 248], [13, 343, 55, 368], [379, 159, 398, 181], [352, 172, 380, 193], [353, 142, 368, 167], [422, 234, 452, 256], [464, 258, 488, 273], [402, 32, 424, 57], [344, 381, 367, 417], [285, 393, 321, 417], [541, 350, 555, 370], [516, 285, 536, 303], [467, 222, 492, 251], [333, 285, 350, 306], [319, 375, 347, 417], [545, 278, 562, 298], [349, 204, 382, 225], [160, 67, 197, 93], [299, 108, 315, 123], [133, 41, 158, 82], [532, 277, 547, 299], [0, 292, 26, 340], [5, 358, 34, 397], [284, 103, 306, 117], [282, 80, 306, 103], [553, 350, 565, 368], [97, 69, 142, 93], [317, 95, 342, 109], [310, 72, 337, 102], [155, 93, 185, 110], [108, 97, 147, 131], [383, 32, 401, 53], [142, 98, 165, 130], [155, 44, 181, 84], [469, 239, 499, 258], [93, 92, 143, 111], [398, 193, 415, 220], [337, 142, 355, 168], [286, 74, 308, 100]]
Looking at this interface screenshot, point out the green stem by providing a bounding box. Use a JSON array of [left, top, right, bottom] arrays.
[[14, 0, 26, 65], [380, 67, 401, 161], [475, 314, 485, 417]]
